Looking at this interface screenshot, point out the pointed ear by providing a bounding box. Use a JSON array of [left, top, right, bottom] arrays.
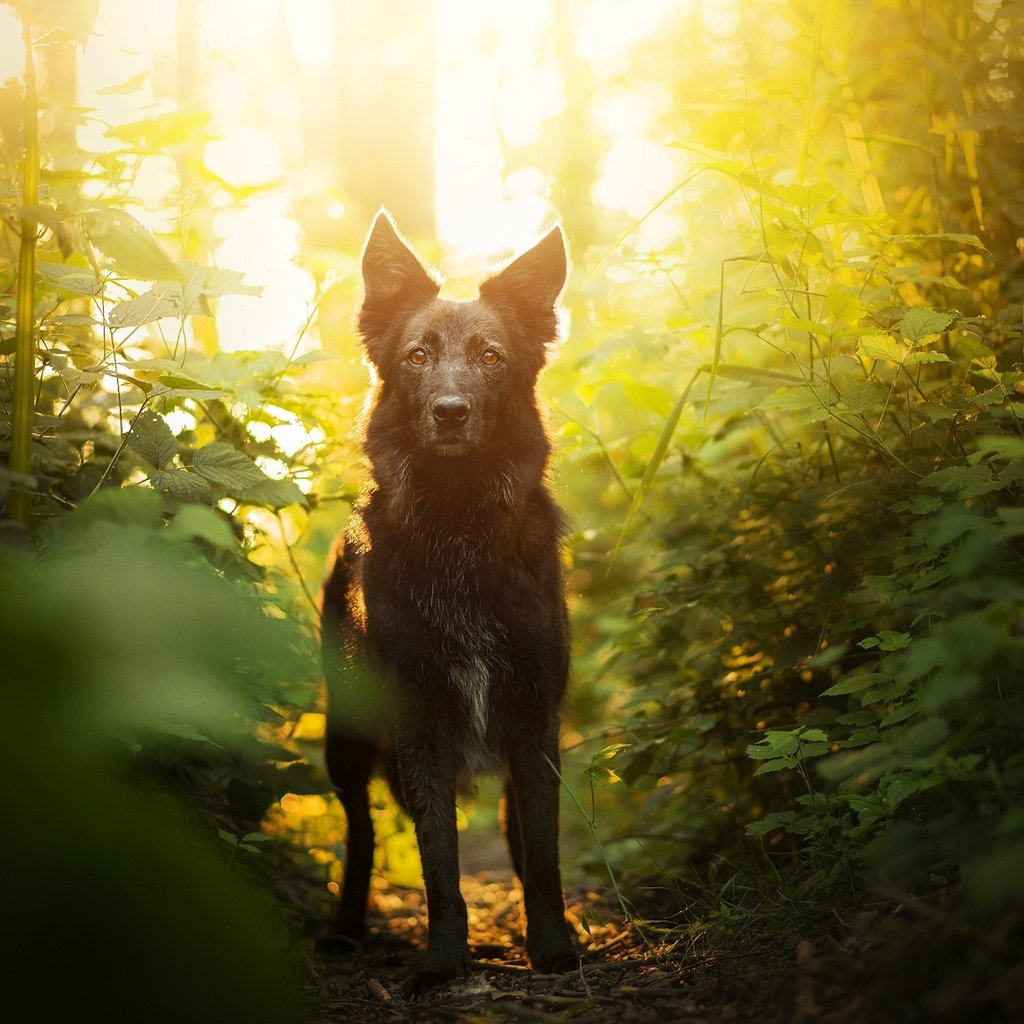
[[479, 227, 567, 321], [360, 210, 440, 308]]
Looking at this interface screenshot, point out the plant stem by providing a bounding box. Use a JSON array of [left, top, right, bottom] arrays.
[[8, 16, 39, 526]]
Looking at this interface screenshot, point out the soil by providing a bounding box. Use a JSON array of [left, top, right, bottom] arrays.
[[312, 871, 773, 1024], [305, 830, 1024, 1024]]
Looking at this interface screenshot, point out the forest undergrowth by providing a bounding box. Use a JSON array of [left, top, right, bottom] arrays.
[[2, 1, 1023, 1021]]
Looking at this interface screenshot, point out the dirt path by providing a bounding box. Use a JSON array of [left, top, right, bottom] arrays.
[[309, 872, 1024, 1023], [311, 872, 797, 1023], [304, 830, 1022, 1023]]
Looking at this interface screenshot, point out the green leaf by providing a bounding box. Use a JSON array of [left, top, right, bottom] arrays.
[[619, 747, 655, 786], [877, 630, 912, 651], [798, 741, 831, 759], [235, 478, 308, 509], [191, 442, 268, 490], [50, 314, 99, 326], [780, 316, 830, 337], [858, 334, 905, 363], [180, 262, 262, 304], [973, 435, 1024, 462], [85, 210, 182, 282], [955, 333, 996, 367], [36, 261, 103, 297], [108, 286, 181, 328], [583, 763, 621, 785], [748, 731, 799, 757], [126, 410, 177, 469], [799, 728, 830, 743], [774, 181, 838, 208], [827, 286, 867, 325], [152, 385, 229, 403], [241, 832, 273, 844], [916, 401, 955, 423], [745, 811, 797, 836], [908, 495, 943, 514], [900, 308, 954, 344], [879, 701, 921, 728], [157, 373, 220, 392], [148, 469, 213, 502], [821, 672, 888, 696], [758, 383, 829, 413], [75, 486, 164, 527], [882, 771, 939, 809], [753, 758, 793, 776], [903, 350, 951, 366], [895, 232, 986, 250], [836, 376, 887, 414], [165, 505, 237, 550], [922, 464, 1001, 499]]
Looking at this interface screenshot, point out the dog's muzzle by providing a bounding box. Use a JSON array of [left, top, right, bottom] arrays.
[[430, 396, 474, 456]]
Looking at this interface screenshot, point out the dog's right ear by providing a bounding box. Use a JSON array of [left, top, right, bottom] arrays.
[[359, 212, 440, 343]]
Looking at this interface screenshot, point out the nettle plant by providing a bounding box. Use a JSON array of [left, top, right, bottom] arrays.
[[1, 6, 329, 868], [5, 206, 327, 521], [608, 165, 1024, 900], [0, 5, 333, 534], [722, 184, 1024, 894]]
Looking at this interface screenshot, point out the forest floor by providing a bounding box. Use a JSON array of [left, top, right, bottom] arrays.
[[305, 830, 1024, 1024]]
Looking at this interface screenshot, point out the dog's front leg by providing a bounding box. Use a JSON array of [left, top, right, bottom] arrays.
[[396, 729, 470, 999], [507, 725, 578, 975]]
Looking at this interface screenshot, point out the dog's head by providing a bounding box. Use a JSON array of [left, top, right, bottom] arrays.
[[357, 211, 567, 459]]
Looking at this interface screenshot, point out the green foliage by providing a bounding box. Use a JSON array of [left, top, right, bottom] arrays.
[[4, 3, 1024, 1002], [0, 5, 334, 989], [560, 0, 1024, 925], [2, 511, 309, 1020]]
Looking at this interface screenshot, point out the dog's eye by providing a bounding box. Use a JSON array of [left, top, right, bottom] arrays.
[[481, 348, 501, 366], [408, 348, 427, 366]]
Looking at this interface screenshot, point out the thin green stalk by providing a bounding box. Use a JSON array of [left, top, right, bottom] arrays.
[[797, 0, 826, 185], [89, 399, 151, 497], [545, 753, 647, 945], [608, 368, 702, 571], [8, 16, 39, 525]]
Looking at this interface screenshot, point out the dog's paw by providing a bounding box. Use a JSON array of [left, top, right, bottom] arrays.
[[320, 931, 364, 956], [529, 944, 580, 976], [401, 967, 469, 1001], [321, 915, 366, 956]]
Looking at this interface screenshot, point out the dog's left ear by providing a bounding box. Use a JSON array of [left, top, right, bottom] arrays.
[[479, 227, 567, 340]]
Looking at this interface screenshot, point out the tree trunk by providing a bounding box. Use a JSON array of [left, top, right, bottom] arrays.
[[332, 1, 435, 240]]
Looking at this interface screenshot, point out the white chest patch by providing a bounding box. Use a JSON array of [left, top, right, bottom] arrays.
[[450, 655, 490, 748]]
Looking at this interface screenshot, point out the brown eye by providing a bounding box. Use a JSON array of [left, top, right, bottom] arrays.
[[408, 347, 427, 366], [481, 348, 501, 366]]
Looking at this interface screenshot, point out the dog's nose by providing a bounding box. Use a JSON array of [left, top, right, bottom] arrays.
[[433, 396, 470, 425]]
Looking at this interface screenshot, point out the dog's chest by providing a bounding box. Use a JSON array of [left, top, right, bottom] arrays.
[[376, 517, 509, 755], [379, 509, 503, 626]]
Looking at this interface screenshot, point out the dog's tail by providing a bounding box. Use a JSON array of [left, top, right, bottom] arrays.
[[320, 539, 387, 745], [319, 537, 350, 668]]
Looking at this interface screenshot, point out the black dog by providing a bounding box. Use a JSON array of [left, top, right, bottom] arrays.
[[320, 212, 577, 997]]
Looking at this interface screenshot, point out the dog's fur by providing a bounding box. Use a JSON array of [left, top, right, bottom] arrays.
[[320, 212, 576, 997]]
